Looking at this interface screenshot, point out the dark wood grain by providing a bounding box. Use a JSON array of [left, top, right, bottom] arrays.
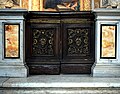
[[25, 11, 95, 74], [61, 64, 93, 74], [28, 64, 60, 75]]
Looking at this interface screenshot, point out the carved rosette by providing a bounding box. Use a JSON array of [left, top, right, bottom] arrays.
[[67, 28, 89, 56], [32, 28, 54, 56]]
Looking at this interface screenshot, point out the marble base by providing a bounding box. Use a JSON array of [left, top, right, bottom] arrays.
[[0, 65, 28, 77], [0, 78, 9, 87], [92, 63, 120, 77]]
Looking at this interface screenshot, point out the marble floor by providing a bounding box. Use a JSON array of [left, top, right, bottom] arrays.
[[1, 75, 120, 94], [0, 75, 120, 88]]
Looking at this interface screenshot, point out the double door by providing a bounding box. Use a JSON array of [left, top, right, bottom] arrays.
[[25, 11, 95, 74]]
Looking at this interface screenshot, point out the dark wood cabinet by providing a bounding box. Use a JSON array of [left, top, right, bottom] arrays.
[[61, 12, 95, 74], [25, 11, 95, 74]]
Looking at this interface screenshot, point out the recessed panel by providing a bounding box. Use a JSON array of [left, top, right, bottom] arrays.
[[32, 28, 55, 57], [100, 25, 117, 59], [4, 24, 20, 58]]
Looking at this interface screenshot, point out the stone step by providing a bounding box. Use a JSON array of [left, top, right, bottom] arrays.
[[1, 87, 120, 94], [0, 75, 120, 94]]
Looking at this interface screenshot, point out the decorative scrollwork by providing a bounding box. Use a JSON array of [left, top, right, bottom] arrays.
[[67, 28, 89, 56], [40, 38, 46, 46], [32, 28, 55, 56], [75, 38, 81, 46]]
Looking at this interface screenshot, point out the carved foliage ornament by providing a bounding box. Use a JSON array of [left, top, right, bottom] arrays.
[[32, 28, 55, 56], [67, 28, 89, 56]]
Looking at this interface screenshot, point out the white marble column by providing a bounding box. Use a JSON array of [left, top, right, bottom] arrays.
[[0, 9, 28, 77], [92, 9, 120, 77]]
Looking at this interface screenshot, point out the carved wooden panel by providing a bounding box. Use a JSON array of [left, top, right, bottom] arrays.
[[62, 23, 94, 61], [67, 28, 89, 56], [32, 28, 55, 56], [26, 23, 60, 62]]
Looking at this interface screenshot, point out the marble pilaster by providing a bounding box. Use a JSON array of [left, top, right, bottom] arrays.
[[0, 9, 28, 77], [92, 9, 120, 77]]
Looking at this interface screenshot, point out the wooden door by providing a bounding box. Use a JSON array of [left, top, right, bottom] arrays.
[[60, 12, 95, 74], [25, 11, 95, 74], [25, 12, 61, 74]]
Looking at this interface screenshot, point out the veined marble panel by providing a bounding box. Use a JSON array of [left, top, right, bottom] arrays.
[[0, 20, 24, 64]]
